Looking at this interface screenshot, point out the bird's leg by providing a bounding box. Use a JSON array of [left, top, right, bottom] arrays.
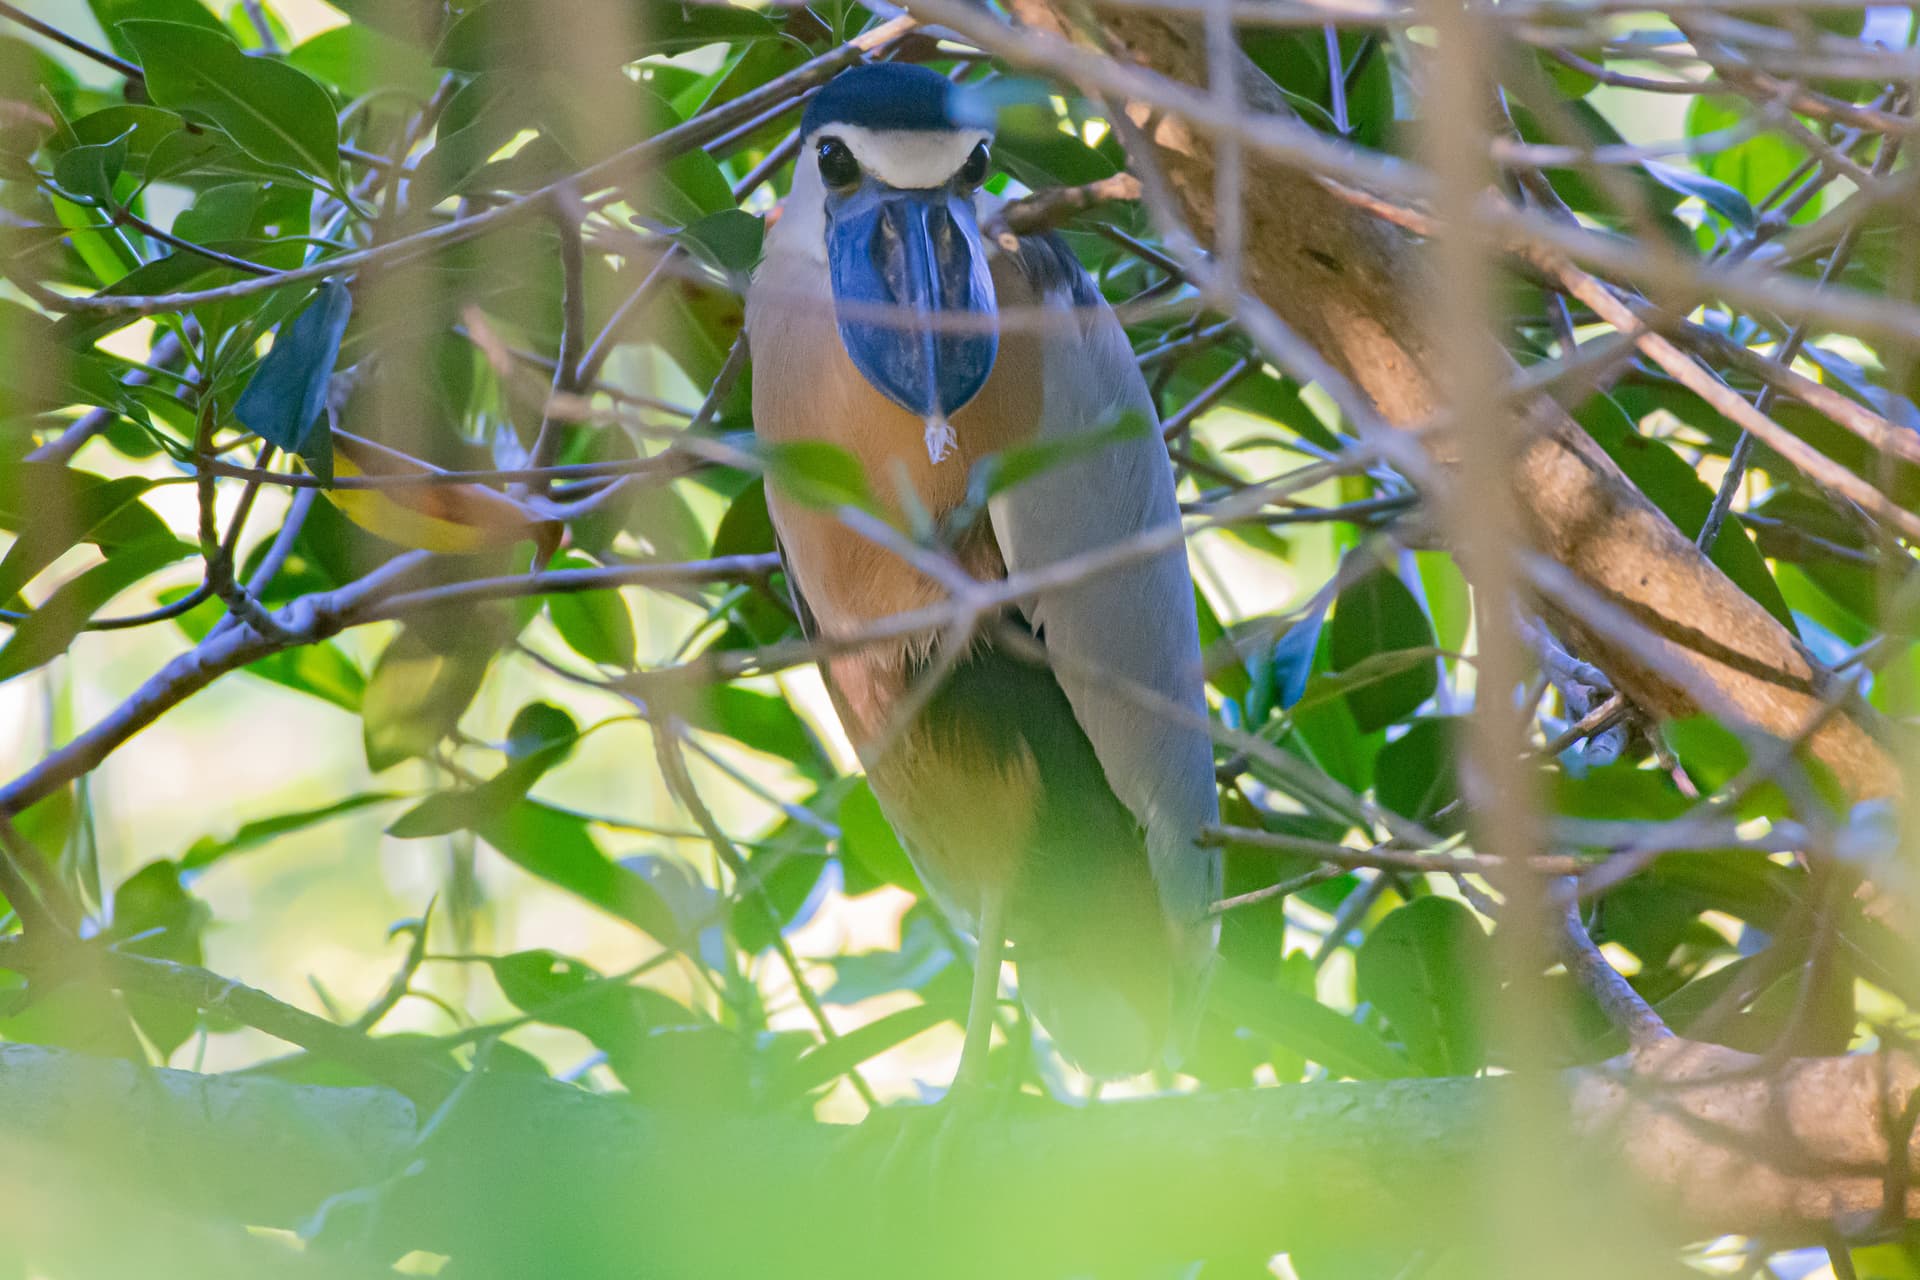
[[952, 890, 1007, 1095], [855, 893, 1010, 1223]]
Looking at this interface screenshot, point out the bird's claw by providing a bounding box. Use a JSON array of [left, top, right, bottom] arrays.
[[924, 414, 957, 465]]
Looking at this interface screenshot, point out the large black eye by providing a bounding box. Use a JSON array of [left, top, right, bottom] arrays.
[[959, 141, 989, 188], [817, 137, 859, 189]]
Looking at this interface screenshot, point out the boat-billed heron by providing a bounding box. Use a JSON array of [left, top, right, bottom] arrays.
[[746, 64, 1219, 1083]]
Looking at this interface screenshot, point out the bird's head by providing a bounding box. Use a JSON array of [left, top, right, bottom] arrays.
[[799, 64, 998, 452]]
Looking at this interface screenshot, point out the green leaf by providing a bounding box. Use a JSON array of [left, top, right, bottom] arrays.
[[544, 553, 636, 668], [234, 281, 352, 470], [181, 792, 403, 871], [679, 209, 764, 277], [387, 704, 578, 839], [52, 129, 131, 207], [1210, 963, 1414, 1081], [288, 24, 437, 100], [172, 182, 260, 244], [1577, 395, 1794, 632], [108, 858, 211, 1056], [1687, 95, 1823, 225], [772, 1003, 947, 1103], [144, 119, 247, 185], [86, 0, 223, 60], [683, 685, 827, 777], [1414, 551, 1471, 655], [837, 780, 922, 892], [756, 441, 877, 513], [433, 0, 776, 71], [122, 20, 341, 181], [0, 34, 78, 116], [1375, 717, 1461, 833], [0, 539, 190, 684], [476, 801, 679, 941], [506, 701, 578, 759], [0, 304, 148, 423], [1327, 563, 1437, 732], [1355, 897, 1489, 1076], [0, 470, 160, 602], [360, 625, 496, 770], [972, 413, 1153, 499], [1555, 763, 1689, 822], [647, 149, 735, 227]]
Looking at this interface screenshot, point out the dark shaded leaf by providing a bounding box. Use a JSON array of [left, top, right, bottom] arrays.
[[1375, 718, 1462, 833], [1327, 563, 1437, 731], [1356, 897, 1489, 1075], [1643, 161, 1756, 232], [235, 282, 353, 468]]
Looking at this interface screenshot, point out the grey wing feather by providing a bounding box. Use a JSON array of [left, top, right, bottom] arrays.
[[987, 233, 1222, 957]]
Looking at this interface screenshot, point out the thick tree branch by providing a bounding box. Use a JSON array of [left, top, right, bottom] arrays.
[[967, 0, 1898, 800], [4, 1041, 1917, 1277]]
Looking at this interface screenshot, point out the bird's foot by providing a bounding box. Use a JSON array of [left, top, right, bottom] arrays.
[[859, 1075, 1014, 1211]]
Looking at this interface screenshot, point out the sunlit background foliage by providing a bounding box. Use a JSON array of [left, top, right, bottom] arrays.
[[2, 0, 1919, 1275]]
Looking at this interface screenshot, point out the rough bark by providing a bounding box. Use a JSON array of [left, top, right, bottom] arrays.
[[1004, 5, 1899, 800], [4, 1040, 1916, 1277]]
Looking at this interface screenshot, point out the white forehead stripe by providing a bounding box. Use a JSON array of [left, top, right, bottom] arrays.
[[810, 124, 991, 190]]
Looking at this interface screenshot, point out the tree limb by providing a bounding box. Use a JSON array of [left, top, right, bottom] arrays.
[[962, 0, 1898, 800], [4, 1041, 1917, 1277]]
